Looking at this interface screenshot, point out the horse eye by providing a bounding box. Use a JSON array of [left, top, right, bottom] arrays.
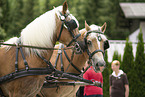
[[87, 40, 92, 45]]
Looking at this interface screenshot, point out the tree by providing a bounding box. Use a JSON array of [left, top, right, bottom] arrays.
[[122, 38, 134, 96], [0, 0, 9, 40], [103, 50, 111, 97], [122, 38, 134, 74], [5, 0, 23, 38], [112, 50, 121, 62], [21, 0, 35, 28], [133, 28, 145, 97]]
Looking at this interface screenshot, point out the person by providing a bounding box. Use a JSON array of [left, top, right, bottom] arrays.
[[83, 61, 104, 97], [109, 60, 129, 97]]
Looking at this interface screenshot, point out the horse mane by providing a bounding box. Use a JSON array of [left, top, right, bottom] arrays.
[[20, 6, 62, 54], [3, 6, 70, 55]]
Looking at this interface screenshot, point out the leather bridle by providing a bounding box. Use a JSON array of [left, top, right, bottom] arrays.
[[56, 12, 81, 47]]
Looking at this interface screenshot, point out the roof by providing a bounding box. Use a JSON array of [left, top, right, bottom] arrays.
[[120, 3, 145, 19], [129, 22, 145, 42]]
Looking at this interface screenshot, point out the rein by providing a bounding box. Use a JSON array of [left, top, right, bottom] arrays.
[[0, 43, 101, 96], [0, 42, 74, 50], [43, 30, 106, 88], [50, 30, 106, 78], [54, 43, 82, 74]]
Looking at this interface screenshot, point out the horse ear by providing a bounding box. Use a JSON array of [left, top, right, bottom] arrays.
[[62, 1, 68, 14], [55, 13, 59, 20], [85, 21, 91, 31], [101, 22, 107, 33]]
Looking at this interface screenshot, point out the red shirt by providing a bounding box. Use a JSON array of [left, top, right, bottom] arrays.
[[83, 66, 103, 96]]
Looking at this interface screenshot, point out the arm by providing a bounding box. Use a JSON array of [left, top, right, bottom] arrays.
[[109, 86, 112, 97], [109, 75, 112, 97], [125, 84, 129, 97], [123, 73, 129, 97]]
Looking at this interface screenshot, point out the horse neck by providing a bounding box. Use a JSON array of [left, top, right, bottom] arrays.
[[63, 50, 88, 73], [20, 10, 60, 55]]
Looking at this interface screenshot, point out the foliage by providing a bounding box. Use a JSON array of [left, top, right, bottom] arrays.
[[112, 50, 122, 62], [133, 28, 145, 97], [0, 26, 6, 39], [122, 38, 134, 96], [0, 0, 145, 96], [122, 38, 134, 74], [0, 0, 139, 40], [103, 50, 111, 97]]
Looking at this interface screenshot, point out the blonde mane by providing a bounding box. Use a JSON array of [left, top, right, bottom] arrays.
[[3, 6, 71, 55]]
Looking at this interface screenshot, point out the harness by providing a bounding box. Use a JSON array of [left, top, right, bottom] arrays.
[[57, 12, 81, 47], [0, 11, 82, 96], [0, 26, 109, 96], [54, 43, 82, 74], [42, 30, 109, 88]]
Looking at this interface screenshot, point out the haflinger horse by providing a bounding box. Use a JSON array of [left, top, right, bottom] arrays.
[[0, 2, 84, 97], [38, 21, 109, 97]]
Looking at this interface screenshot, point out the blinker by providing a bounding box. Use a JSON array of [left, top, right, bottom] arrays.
[[104, 40, 109, 50], [65, 19, 78, 31]]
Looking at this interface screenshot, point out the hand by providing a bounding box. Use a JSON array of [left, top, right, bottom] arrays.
[[93, 81, 102, 87]]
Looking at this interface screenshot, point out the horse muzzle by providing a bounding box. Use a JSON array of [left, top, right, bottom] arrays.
[[93, 60, 106, 73]]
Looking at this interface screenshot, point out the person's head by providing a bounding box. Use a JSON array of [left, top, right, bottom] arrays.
[[111, 60, 120, 72]]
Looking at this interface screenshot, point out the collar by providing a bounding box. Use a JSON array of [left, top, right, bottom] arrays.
[[112, 70, 124, 77]]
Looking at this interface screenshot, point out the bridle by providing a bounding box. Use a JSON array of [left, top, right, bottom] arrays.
[[53, 30, 110, 75], [84, 30, 105, 61], [56, 12, 81, 47]]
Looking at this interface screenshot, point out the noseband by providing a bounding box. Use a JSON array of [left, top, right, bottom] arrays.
[[57, 12, 81, 47]]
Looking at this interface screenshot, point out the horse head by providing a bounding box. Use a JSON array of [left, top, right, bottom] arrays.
[[55, 2, 83, 49], [20, 2, 83, 55], [81, 21, 109, 72]]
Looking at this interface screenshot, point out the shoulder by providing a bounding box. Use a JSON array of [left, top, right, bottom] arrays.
[[121, 73, 128, 80], [109, 74, 113, 77], [109, 74, 113, 78], [122, 73, 127, 77]]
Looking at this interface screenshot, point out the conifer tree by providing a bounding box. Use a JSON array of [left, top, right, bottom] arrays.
[[21, 0, 35, 27], [122, 38, 134, 74], [122, 38, 134, 96], [6, 0, 23, 38], [103, 50, 110, 97], [0, 0, 8, 40], [134, 28, 145, 97], [112, 50, 121, 62]]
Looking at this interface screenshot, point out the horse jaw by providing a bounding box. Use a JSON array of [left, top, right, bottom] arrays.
[[91, 53, 106, 73]]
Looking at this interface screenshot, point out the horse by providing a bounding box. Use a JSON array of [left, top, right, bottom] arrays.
[[0, 2, 84, 97], [38, 21, 109, 97]]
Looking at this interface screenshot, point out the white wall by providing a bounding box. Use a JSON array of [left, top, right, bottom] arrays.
[[107, 40, 138, 62]]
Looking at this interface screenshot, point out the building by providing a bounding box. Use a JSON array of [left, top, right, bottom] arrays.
[[107, 3, 145, 62]]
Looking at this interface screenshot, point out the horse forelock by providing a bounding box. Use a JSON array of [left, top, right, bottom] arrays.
[[79, 28, 86, 37], [90, 24, 101, 31]]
